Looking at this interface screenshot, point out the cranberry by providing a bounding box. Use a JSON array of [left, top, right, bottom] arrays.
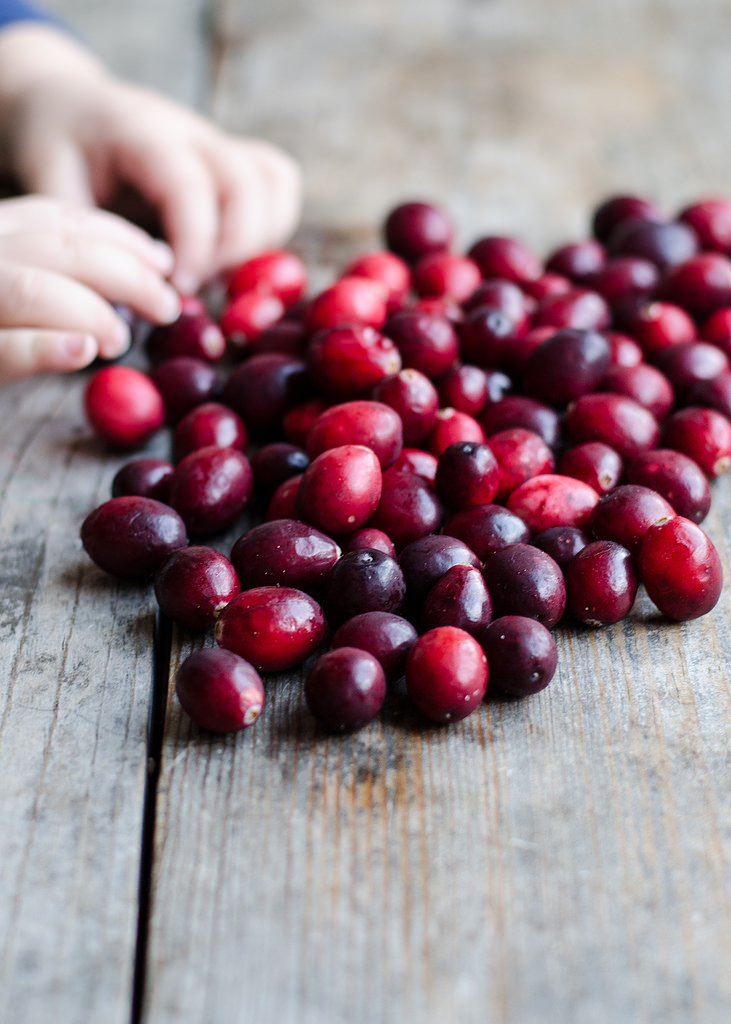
[[545, 239, 607, 280], [303, 399, 401, 468], [626, 448, 711, 523], [249, 442, 310, 499], [367, 469, 443, 550], [589, 483, 675, 554], [306, 324, 401, 398], [84, 366, 165, 450], [436, 364, 490, 416], [305, 276, 388, 333], [441, 503, 530, 561], [639, 517, 723, 620], [220, 290, 285, 350], [167, 445, 254, 538], [530, 288, 610, 331], [460, 306, 519, 368], [305, 648, 387, 732], [230, 518, 340, 592], [531, 525, 589, 569], [330, 611, 417, 682], [412, 251, 481, 303], [467, 235, 541, 284], [678, 198, 731, 252], [700, 308, 731, 355], [383, 200, 455, 263], [296, 444, 382, 536], [372, 368, 440, 445], [482, 615, 557, 697], [618, 300, 696, 358], [222, 353, 309, 437], [557, 441, 623, 495], [175, 648, 264, 734], [150, 356, 222, 424], [485, 427, 555, 502], [172, 401, 248, 460], [591, 194, 664, 243], [523, 271, 572, 302], [521, 328, 611, 407], [282, 398, 331, 447], [154, 546, 240, 629], [389, 447, 438, 484], [482, 543, 566, 628], [405, 626, 488, 723], [252, 319, 308, 358], [564, 540, 638, 626], [420, 564, 493, 640], [601, 363, 675, 420], [398, 533, 480, 608], [226, 249, 307, 306], [384, 309, 459, 379], [145, 311, 225, 365], [606, 217, 698, 269], [506, 473, 600, 533], [215, 586, 326, 671], [340, 250, 411, 310], [564, 392, 660, 460], [434, 441, 500, 509], [479, 395, 561, 449], [603, 331, 644, 368], [323, 548, 406, 625], [80, 496, 188, 579], [341, 527, 397, 559], [660, 252, 731, 319], [111, 457, 174, 502], [686, 371, 731, 419], [427, 408, 486, 456], [663, 406, 731, 477], [655, 341, 729, 400], [584, 257, 659, 308], [265, 474, 303, 520]]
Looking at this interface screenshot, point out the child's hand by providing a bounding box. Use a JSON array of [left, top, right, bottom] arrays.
[[0, 195, 180, 382]]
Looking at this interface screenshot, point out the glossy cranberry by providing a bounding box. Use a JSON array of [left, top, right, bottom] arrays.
[[168, 445, 254, 538], [383, 200, 455, 263], [341, 527, 397, 559], [304, 276, 388, 333], [175, 648, 265, 734], [249, 442, 310, 499], [405, 626, 488, 723], [398, 533, 480, 608], [462, 279, 530, 334], [545, 239, 607, 280], [306, 324, 401, 399], [606, 217, 698, 269], [686, 371, 731, 419], [662, 405, 731, 477], [620, 300, 696, 359], [626, 448, 711, 523], [479, 395, 561, 449], [531, 525, 589, 569], [265, 474, 302, 521], [412, 251, 481, 303], [305, 648, 386, 732], [330, 611, 417, 682], [252, 319, 309, 358], [530, 287, 611, 331], [230, 518, 340, 592], [584, 257, 659, 308], [389, 447, 438, 484], [420, 564, 492, 640], [434, 441, 500, 508], [677, 198, 731, 252], [523, 271, 572, 302], [220, 290, 285, 350], [305, 399, 403, 468], [639, 517, 723, 620], [226, 249, 307, 306], [506, 473, 600, 533], [700, 308, 731, 354], [282, 398, 331, 447], [460, 306, 519, 368], [441, 503, 530, 561], [603, 331, 644, 368], [215, 586, 326, 671], [467, 235, 541, 284], [145, 311, 225, 364], [589, 483, 675, 554], [84, 366, 165, 450], [411, 294, 464, 324], [427, 408, 486, 456], [591, 194, 664, 243], [372, 368, 439, 445], [660, 253, 731, 319], [340, 250, 411, 311], [172, 401, 248, 460], [485, 428, 555, 502], [655, 341, 729, 399], [323, 548, 406, 625], [483, 615, 557, 697], [384, 309, 460, 379], [521, 328, 611, 407], [565, 540, 638, 626], [111, 457, 174, 502], [80, 496, 188, 579], [482, 543, 566, 628], [557, 441, 623, 495], [296, 444, 382, 536], [436, 364, 489, 415], [564, 392, 660, 460], [222, 353, 309, 436], [367, 469, 443, 550], [150, 356, 222, 424], [601, 363, 675, 420], [154, 546, 240, 629]]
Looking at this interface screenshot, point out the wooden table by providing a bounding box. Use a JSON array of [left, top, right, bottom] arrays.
[[2, 1, 731, 1021]]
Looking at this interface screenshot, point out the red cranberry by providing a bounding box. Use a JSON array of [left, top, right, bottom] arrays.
[[330, 611, 417, 682], [601, 363, 675, 420], [700, 308, 731, 355], [389, 447, 438, 484], [662, 406, 731, 477], [545, 239, 607, 280], [154, 546, 240, 629], [506, 473, 600, 533], [145, 311, 225, 364], [150, 356, 221, 424], [372, 368, 439, 445], [265, 474, 302, 520], [341, 527, 397, 559], [367, 469, 443, 550], [462, 279, 530, 334], [565, 540, 639, 626], [557, 441, 622, 495], [216, 586, 326, 671], [523, 271, 572, 302], [412, 251, 481, 303], [405, 626, 488, 723], [305, 276, 388, 333], [603, 331, 644, 368], [467, 235, 541, 284], [249, 442, 310, 499], [530, 288, 610, 331], [479, 395, 561, 449], [306, 324, 401, 398], [111, 457, 174, 502], [660, 252, 731, 319], [606, 217, 698, 269], [172, 401, 248, 460], [305, 648, 386, 732], [521, 328, 611, 407], [485, 428, 555, 502], [80, 496, 188, 579], [383, 200, 455, 263], [420, 564, 493, 641], [460, 306, 519, 368], [398, 533, 480, 608], [411, 294, 465, 323], [222, 353, 309, 437], [230, 518, 340, 592], [481, 543, 566, 628], [306, 399, 403, 468], [655, 341, 729, 400], [84, 366, 165, 450], [564, 392, 660, 460], [589, 483, 675, 554], [226, 249, 307, 306], [434, 441, 500, 509], [639, 516, 723, 620], [220, 291, 285, 351], [296, 444, 382, 536], [678, 198, 731, 252], [591, 194, 664, 243], [282, 398, 331, 447], [441, 504, 530, 561], [168, 445, 254, 538], [626, 448, 711, 523], [323, 548, 406, 625], [619, 300, 696, 358], [584, 257, 659, 307], [531, 525, 589, 569], [482, 615, 557, 697], [436, 364, 490, 416], [427, 408, 486, 456], [175, 648, 264, 734], [384, 309, 459, 379], [340, 250, 411, 310]]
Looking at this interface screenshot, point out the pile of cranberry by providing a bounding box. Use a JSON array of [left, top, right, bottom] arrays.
[[80, 195, 730, 735]]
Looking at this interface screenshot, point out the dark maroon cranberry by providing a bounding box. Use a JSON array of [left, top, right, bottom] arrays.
[[434, 441, 500, 509], [405, 626, 488, 723], [282, 397, 331, 448], [462, 278, 530, 330], [230, 518, 340, 592], [584, 257, 659, 307], [305, 647, 387, 732], [367, 469, 443, 550], [663, 406, 731, 478], [506, 473, 600, 533], [145, 311, 226, 365], [686, 371, 731, 419], [398, 533, 480, 608], [150, 356, 221, 424], [617, 300, 695, 359], [678, 198, 731, 251], [111, 457, 174, 502], [252, 319, 309, 358], [384, 309, 459, 379], [265, 474, 302, 520], [564, 392, 660, 460], [172, 401, 248, 461], [167, 445, 254, 538], [436, 364, 489, 415], [460, 306, 518, 368], [565, 540, 639, 626], [639, 516, 723, 620], [557, 442, 623, 495], [483, 615, 557, 697], [341, 527, 397, 558], [606, 217, 698, 269], [545, 239, 607, 281], [154, 546, 240, 629], [589, 483, 675, 554], [479, 395, 561, 449], [483, 368, 514, 403], [482, 543, 566, 628], [523, 271, 572, 302], [305, 399, 403, 468], [521, 328, 611, 407], [249, 443, 310, 499], [660, 253, 731, 319], [383, 200, 455, 263], [485, 428, 555, 502], [601, 363, 675, 420], [531, 525, 589, 569], [467, 235, 541, 284], [222, 353, 309, 437], [441, 503, 530, 561], [530, 288, 610, 331], [427, 408, 486, 456], [296, 444, 382, 537], [80, 496, 188, 579], [626, 449, 711, 524], [215, 586, 326, 671], [412, 251, 481, 303], [175, 648, 264, 734], [420, 564, 493, 640], [591, 194, 664, 244], [330, 611, 417, 682], [655, 341, 729, 400], [323, 548, 406, 626], [372, 368, 439, 445]]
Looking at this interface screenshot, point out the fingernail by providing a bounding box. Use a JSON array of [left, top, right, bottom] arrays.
[[61, 333, 95, 363], [149, 240, 175, 273], [111, 319, 132, 355], [158, 285, 182, 324], [171, 267, 200, 295]]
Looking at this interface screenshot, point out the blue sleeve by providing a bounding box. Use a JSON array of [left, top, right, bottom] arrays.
[[0, 1, 66, 31]]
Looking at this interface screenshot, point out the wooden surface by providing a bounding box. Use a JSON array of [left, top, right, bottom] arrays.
[[1, 1, 731, 1022]]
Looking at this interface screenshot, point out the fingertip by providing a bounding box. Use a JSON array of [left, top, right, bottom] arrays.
[[56, 332, 99, 370], [96, 317, 132, 361]]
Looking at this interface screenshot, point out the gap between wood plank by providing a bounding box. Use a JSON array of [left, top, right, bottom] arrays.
[[130, 610, 172, 1024]]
